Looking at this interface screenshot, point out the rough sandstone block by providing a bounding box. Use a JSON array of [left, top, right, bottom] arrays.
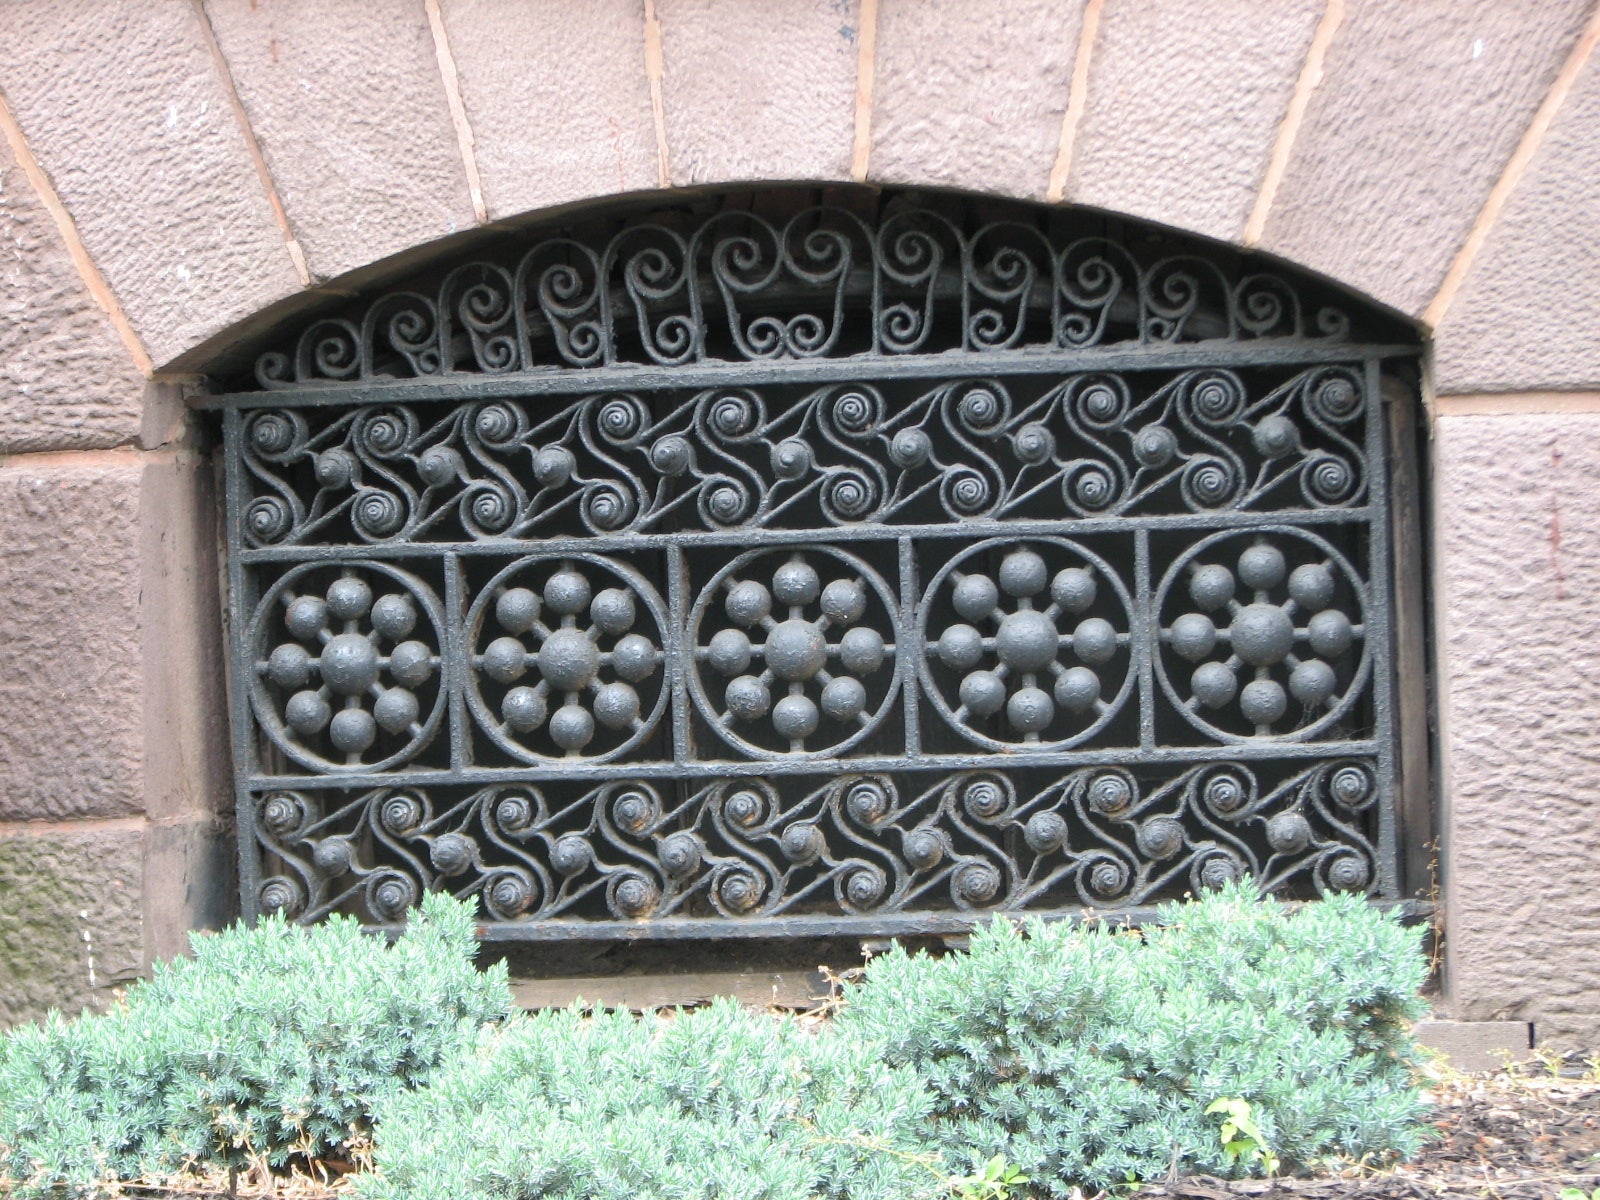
[[1258, 0, 1592, 317], [137, 454, 232, 828], [0, 0, 301, 365], [439, 0, 659, 219], [1413, 1019, 1531, 1073], [1067, 0, 1322, 244], [1432, 52, 1600, 393], [0, 134, 143, 452], [869, 0, 1083, 201], [510, 967, 829, 1013], [658, 0, 858, 185], [1435, 410, 1600, 1049], [0, 826, 144, 1029], [0, 460, 145, 821], [204, 0, 477, 282]]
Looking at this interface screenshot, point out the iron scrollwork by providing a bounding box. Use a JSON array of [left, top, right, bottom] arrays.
[[246, 206, 1372, 390], [238, 368, 1368, 548], [253, 758, 1381, 928], [221, 196, 1415, 939]]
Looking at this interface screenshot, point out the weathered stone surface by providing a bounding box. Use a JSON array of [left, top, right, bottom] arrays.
[[1413, 1019, 1531, 1073], [1432, 52, 1600, 393], [0, 137, 143, 452], [659, 0, 857, 184], [440, 0, 658, 218], [0, 0, 301, 365], [869, 0, 1083, 200], [205, 0, 476, 282], [1435, 411, 1600, 1048], [0, 460, 144, 821], [0, 826, 144, 1028], [511, 967, 829, 1012], [1067, 0, 1321, 244], [1259, 0, 1591, 317], [143, 818, 235, 964]]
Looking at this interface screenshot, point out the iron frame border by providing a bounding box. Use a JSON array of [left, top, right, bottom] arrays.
[[219, 343, 1424, 937]]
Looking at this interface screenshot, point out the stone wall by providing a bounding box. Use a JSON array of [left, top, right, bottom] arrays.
[[2, 0, 1599, 1042]]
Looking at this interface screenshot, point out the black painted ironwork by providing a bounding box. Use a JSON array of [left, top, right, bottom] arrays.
[[211, 192, 1422, 939]]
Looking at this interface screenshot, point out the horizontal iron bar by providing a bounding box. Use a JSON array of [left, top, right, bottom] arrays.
[[200, 344, 1419, 411], [362, 897, 1434, 943], [246, 738, 1382, 792], [237, 506, 1374, 563]]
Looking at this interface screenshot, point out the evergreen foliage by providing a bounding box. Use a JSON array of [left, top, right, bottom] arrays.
[[361, 999, 942, 1200], [835, 883, 1430, 1194], [0, 892, 510, 1197], [0, 885, 1430, 1200]]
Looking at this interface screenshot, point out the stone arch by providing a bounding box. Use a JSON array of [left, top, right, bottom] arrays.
[[5, 1, 1585, 389]]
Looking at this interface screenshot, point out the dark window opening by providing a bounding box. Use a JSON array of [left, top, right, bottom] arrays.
[[204, 186, 1427, 943]]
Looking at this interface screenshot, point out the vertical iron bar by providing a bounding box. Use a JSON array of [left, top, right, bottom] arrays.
[[445, 552, 468, 770], [667, 544, 691, 764], [1135, 526, 1155, 753], [899, 534, 922, 757]]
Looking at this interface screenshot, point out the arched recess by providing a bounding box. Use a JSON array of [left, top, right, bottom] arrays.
[[196, 184, 1430, 944]]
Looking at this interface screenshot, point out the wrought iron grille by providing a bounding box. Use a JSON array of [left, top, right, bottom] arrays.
[[209, 192, 1423, 940]]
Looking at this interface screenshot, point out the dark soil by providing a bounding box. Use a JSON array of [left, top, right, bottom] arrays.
[[1141, 1055, 1600, 1200]]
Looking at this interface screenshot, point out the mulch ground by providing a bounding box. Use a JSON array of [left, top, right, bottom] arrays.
[[1140, 1054, 1600, 1200]]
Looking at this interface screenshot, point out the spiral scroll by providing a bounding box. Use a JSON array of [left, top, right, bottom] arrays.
[[517, 239, 605, 368], [964, 222, 1053, 351], [441, 264, 520, 374], [608, 225, 700, 366]]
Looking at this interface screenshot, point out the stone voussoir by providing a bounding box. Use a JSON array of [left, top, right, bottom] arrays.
[[868, 0, 1084, 201], [0, 130, 144, 453], [1432, 50, 1600, 393], [203, 0, 478, 282], [658, 0, 859, 185], [1066, 0, 1323, 244], [438, 0, 660, 219], [0, 0, 302, 366], [1257, 0, 1593, 317]]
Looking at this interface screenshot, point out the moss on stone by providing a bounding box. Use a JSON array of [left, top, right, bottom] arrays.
[[0, 830, 142, 1029]]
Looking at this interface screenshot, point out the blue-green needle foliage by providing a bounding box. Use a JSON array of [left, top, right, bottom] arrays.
[[362, 998, 942, 1200], [835, 883, 1430, 1194], [0, 892, 511, 1197], [0, 886, 1428, 1200]]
